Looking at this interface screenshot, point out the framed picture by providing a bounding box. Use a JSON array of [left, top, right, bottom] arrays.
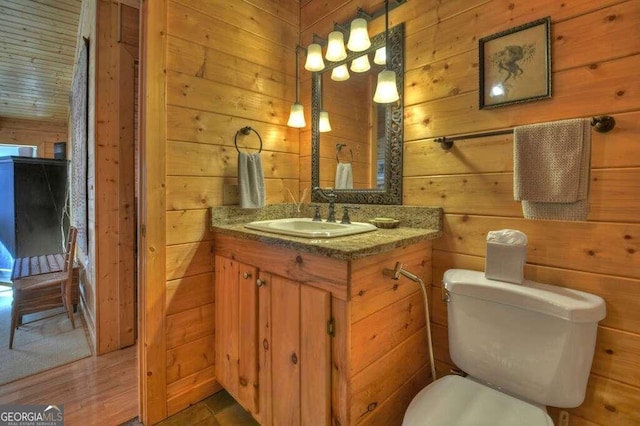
[[479, 17, 551, 109]]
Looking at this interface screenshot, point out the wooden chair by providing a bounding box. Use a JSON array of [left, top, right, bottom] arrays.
[[9, 227, 78, 349]]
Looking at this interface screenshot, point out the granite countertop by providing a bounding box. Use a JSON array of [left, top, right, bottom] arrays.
[[210, 204, 443, 260]]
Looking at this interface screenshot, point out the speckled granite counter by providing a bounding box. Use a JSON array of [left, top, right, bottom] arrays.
[[210, 204, 442, 260]]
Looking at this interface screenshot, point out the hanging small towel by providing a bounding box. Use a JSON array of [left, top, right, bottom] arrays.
[[513, 118, 591, 220], [238, 152, 265, 208], [335, 162, 353, 189]]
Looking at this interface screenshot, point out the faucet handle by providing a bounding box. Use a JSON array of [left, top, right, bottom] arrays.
[[309, 203, 322, 221], [340, 205, 360, 224]]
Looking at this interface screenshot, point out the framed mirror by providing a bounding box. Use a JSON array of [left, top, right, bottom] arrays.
[[311, 24, 404, 204]]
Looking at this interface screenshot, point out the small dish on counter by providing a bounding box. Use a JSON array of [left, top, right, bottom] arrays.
[[370, 217, 400, 229]]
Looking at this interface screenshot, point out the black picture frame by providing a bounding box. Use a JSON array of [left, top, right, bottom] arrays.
[[479, 17, 551, 109]]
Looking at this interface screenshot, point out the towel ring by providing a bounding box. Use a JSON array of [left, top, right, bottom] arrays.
[[234, 126, 263, 154], [336, 143, 353, 163]]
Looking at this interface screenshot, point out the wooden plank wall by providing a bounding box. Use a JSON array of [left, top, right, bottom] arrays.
[[304, 1, 639, 425], [143, 0, 639, 422], [0, 118, 66, 158], [162, 0, 300, 417], [138, 0, 167, 423], [73, 0, 137, 355], [349, 242, 433, 425], [93, 0, 138, 355], [400, 1, 639, 425]]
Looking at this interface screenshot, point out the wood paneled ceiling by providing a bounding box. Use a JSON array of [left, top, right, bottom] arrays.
[[0, 0, 82, 124]]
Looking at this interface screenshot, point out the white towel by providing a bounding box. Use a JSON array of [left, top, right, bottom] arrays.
[[335, 162, 353, 189], [513, 118, 591, 221], [238, 152, 265, 208]]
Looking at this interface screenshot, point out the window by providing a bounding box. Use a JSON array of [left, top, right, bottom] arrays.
[[0, 144, 37, 157]]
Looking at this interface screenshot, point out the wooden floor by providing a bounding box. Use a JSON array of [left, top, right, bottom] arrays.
[[0, 344, 138, 425], [0, 343, 255, 425]]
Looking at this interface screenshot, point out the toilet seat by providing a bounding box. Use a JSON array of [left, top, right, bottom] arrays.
[[402, 375, 554, 426]]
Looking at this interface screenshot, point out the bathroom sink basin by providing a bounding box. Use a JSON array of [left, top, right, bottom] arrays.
[[244, 217, 377, 239]]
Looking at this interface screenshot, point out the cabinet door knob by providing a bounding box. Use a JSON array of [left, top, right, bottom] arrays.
[[291, 352, 298, 365], [242, 272, 252, 279], [256, 279, 266, 287]]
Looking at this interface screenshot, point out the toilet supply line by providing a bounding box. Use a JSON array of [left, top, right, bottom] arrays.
[[387, 262, 437, 382]]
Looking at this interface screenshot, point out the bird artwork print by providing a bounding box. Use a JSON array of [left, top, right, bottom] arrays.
[[490, 42, 536, 86]]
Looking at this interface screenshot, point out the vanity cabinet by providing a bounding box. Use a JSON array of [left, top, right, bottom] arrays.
[[214, 254, 332, 425], [257, 272, 331, 425], [214, 232, 433, 426], [214, 257, 259, 415]]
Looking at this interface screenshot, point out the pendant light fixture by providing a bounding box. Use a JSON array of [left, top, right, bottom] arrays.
[[331, 64, 350, 81], [346, 17, 371, 52], [373, 46, 386, 65], [373, 0, 400, 103], [325, 30, 348, 62], [287, 46, 306, 128], [318, 73, 332, 132], [350, 54, 371, 73], [319, 111, 332, 132], [304, 43, 325, 72]]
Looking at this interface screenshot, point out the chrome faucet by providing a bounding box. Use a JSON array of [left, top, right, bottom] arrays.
[[312, 187, 337, 222]]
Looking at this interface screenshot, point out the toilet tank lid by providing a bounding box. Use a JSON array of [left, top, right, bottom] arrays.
[[443, 269, 606, 322]]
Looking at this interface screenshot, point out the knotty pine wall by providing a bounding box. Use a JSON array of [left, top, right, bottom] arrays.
[[0, 118, 66, 158], [139, 0, 639, 422], [303, 0, 639, 425], [161, 0, 301, 418], [74, 0, 137, 355], [404, 2, 640, 425]]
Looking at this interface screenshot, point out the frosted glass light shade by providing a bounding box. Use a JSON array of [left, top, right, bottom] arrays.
[[331, 64, 350, 81], [326, 31, 347, 62], [304, 43, 325, 72], [373, 46, 386, 65], [287, 103, 306, 128], [350, 55, 370, 73], [347, 18, 371, 52], [373, 69, 399, 103], [319, 110, 332, 132]]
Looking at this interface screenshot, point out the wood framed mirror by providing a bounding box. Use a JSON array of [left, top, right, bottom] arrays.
[[311, 24, 404, 204]]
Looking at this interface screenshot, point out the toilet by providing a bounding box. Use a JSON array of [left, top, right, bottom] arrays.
[[403, 269, 606, 426]]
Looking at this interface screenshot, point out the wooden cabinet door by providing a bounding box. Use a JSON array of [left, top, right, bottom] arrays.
[[259, 273, 332, 426], [214, 256, 259, 416], [271, 274, 301, 425], [300, 285, 332, 425]]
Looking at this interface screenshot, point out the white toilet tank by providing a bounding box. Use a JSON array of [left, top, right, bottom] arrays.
[[443, 269, 606, 408]]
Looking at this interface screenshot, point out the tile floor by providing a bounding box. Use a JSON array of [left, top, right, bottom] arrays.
[[121, 390, 258, 426]]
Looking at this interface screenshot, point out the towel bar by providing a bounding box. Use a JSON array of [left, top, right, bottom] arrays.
[[234, 126, 263, 153], [433, 116, 615, 151]]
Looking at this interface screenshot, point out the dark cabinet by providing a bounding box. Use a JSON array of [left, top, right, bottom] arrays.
[[0, 157, 68, 271]]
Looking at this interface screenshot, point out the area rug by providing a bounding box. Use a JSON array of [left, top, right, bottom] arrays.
[[0, 289, 92, 385]]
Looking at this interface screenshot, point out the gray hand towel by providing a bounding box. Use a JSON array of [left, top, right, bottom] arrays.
[[513, 118, 591, 221], [238, 152, 265, 209]]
